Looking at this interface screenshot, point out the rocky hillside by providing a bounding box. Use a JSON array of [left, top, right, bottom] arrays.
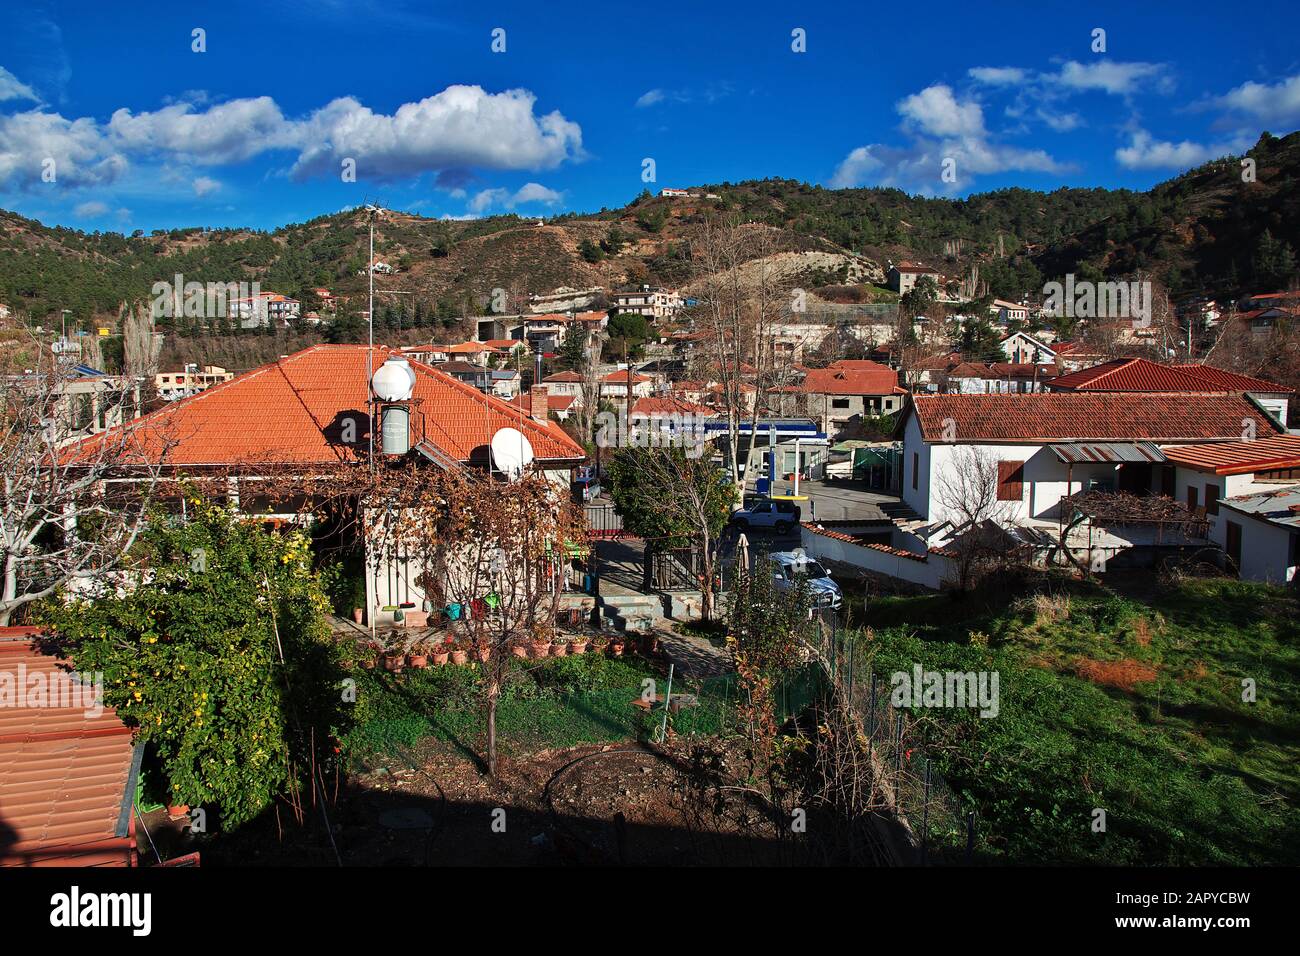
[[1, 132, 1296, 326]]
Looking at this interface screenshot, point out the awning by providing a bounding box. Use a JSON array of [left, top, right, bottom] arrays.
[[1051, 441, 1167, 464]]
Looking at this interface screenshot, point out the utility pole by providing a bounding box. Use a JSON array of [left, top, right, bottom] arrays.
[[365, 205, 379, 473]]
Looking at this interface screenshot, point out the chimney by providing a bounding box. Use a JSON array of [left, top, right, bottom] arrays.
[[528, 386, 549, 422]]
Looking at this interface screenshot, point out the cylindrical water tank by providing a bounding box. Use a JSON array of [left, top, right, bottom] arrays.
[[381, 404, 410, 455]]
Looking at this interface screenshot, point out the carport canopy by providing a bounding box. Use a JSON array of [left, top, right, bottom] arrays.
[[1050, 441, 1168, 464]]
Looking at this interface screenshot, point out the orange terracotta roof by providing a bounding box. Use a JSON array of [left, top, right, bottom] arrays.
[[1162, 434, 1300, 475], [544, 371, 583, 383], [1170, 364, 1293, 394], [630, 396, 716, 417], [508, 392, 576, 413], [0, 628, 137, 868], [1047, 358, 1218, 392], [66, 344, 584, 468], [795, 362, 904, 396], [910, 393, 1278, 443], [601, 371, 653, 384]]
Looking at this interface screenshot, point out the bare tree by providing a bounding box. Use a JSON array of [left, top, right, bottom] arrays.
[[1, 336, 166, 624], [933, 447, 1021, 591]]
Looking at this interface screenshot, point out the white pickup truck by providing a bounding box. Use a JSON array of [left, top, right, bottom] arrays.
[[729, 498, 802, 534]]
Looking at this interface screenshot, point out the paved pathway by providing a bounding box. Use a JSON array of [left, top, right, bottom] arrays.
[[655, 624, 732, 681]]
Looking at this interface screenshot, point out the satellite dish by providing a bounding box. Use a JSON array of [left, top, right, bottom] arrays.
[[490, 427, 535, 478]]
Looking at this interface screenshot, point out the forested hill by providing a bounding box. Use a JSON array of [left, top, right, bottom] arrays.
[[1, 130, 1296, 324]]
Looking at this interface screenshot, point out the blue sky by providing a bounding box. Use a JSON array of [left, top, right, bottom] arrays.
[[1, 0, 1298, 232]]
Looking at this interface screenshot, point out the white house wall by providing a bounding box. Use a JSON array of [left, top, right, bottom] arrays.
[[1212, 512, 1297, 584]]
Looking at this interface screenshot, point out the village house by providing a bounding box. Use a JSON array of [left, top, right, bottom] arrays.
[[999, 330, 1058, 365], [509, 388, 576, 421], [613, 287, 684, 321], [155, 364, 234, 401], [899, 392, 1281, 529], [989, 299, 1029, 324], [229, 291, 301, 329], [1046, 357, 1293, 424], [600, 369, 655, 403], [67, 344, 586, 628], [941, 361, 1055, 394], [886, 262, 942, 295], [1210, 484, 1300, 584], [770, 360, 907, 438]]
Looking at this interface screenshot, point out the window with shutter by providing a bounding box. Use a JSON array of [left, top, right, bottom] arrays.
[[997, 460, 1025, 501]]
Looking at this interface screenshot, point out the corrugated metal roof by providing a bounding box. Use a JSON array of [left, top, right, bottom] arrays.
[[0, 628, 137, 868], [1220, 485, 1300, 529], [1163, 434, 1300, 475], [1052, 441, 1168, 464]]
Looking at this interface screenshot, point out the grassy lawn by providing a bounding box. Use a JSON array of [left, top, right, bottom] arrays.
[[855, 575, 1300, 865], [342, 653, 733, 763]]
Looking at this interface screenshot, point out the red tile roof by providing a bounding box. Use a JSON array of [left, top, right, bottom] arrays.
[[0, 628, 137, 867], [794, 361, 904, 396], [68, 344, 584, 468], [508, 392, 576, 413], [630, 396, 716, 417], [1047, 358, 1217, 392], [1170, 364, 1294, 394], [601, 371, 653, 384], [910, 393, 1278, 444], [1161, 434, 1300, 475], [543, 371, 583, 383]]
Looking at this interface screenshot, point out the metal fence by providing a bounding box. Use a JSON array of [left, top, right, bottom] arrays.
[[809, 610, 982, 864]]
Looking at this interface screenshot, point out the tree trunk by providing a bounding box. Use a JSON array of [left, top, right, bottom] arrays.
[[487, 680, 500, 777]]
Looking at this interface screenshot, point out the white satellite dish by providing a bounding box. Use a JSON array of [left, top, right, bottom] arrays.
[[490, 427, 534, 478]]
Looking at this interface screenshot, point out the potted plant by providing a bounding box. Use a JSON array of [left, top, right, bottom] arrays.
[[475, 641, 492, 663], [609, 636, 625, 657], [569, 635, 589, 655], [511, 639, 529, 659], [530, 624, 552, 658], [431, 640, 451, 666], [382, 647, 405, 671], [450, 638, 469, 666], [407, 642, 429, 669], [590, 635, 609, 656]]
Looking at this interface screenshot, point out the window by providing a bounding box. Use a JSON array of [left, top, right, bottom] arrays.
[[1205, 483, 1220, 516], [911, 452, 918, 491], [997, 460, 1025, 501], [1187, 486, 1199, 511], [831, 398, 851, 410], [1225, 521, 1242, 573]]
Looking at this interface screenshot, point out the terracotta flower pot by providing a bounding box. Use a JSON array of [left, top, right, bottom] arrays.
[[360, 656, 376, 670], [167, 804, 190, 820], [531, 642, 551, 659], [451, 649, 468, 665], [408, 653, 428, 669], [610, 640, 625, 657], [511, 644, 529, 658], [352, 608, 364, 624], [476, 647, 492, 663], [570, 639, 588, 655], [551, 642, 568, 657], [383, 653, 405, 672]]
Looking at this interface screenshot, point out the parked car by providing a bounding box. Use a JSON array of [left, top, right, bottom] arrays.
[[769, 550, 842, 609], [730, 498, 801, 534]]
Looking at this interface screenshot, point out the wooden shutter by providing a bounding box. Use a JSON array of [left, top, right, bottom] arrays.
[[1205, 483, 1220, 516], [997, 460, 1025, 501]]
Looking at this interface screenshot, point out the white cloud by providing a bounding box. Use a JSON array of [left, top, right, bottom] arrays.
[[898, 85, 986, 138], [467, 181, 563, 213], [109, 96, 288, 164], [636, 89, 665, 108], [1048, 60, 1171, 97], [0, 85, 583, 192], [1114, 129, 1248, 170], [968, 67, 1026, 87], [192, 175, 221, 197], [0, 110, 126, 188], [73, 200, 108, 217], [510, 181, 562, 205], [0, 66, 39, 103], [1207, 74, 1300, 126], [440, 212, 480, 221], [831, 83, 1067, 192], [1035, 108, 1084, 132], [289, 86, 583, 180]]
